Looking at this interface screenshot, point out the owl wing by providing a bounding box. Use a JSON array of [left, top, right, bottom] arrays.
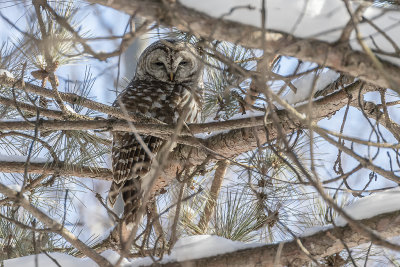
[[109, 132, 164, 224], [108, 133, 163, 211], [108, 81, 202, 223]]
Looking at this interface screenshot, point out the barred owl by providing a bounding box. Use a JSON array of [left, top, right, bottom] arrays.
[[108, 40, 203, 223]]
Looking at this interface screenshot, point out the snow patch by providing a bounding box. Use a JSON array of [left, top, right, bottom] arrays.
[[229, 109, 265, 120], [301, 224, 333, 237], [335, 187, 400, 226], [130, 235, 262, 266], [181, 0, 349, 42], [300, 188, 400, 236], [171, 235, 260, 261], [0, 69, 14, 78], [7, 184, 22, 192], [65, 104, 77, 114], [4, 250, 129, 267], [181, 0, 400, 66], [3, 236, 262, 267]]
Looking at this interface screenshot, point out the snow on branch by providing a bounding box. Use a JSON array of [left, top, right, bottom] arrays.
[[5, 209, 400, 267], [89, 0, 400, 92], [145, 210, 400, 266]]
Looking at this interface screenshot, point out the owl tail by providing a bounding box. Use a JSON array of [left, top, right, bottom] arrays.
[[107, 181, 125, 207], [108, 180, 142, 224], [121, 179, 143, 224]]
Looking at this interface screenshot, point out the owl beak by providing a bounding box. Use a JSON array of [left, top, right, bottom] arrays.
[[169, 72, 174, 81]]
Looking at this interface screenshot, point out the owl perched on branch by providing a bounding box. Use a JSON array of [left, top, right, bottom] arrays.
[[108, 39, 203, 223]]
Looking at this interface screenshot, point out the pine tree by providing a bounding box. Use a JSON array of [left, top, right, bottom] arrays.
[[1, 1, 400, 266]]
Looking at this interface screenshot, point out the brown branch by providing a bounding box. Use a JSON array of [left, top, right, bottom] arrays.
[[168, 182, 186, 251], [89, 0, 400, 91], [0, 117, 264, 136], [315, 126, 400, 183], [0, 81, 373, 136], [197, 160, 228, 233], [153, 81, 367, 197], [350, 100, 400, 142], [33, 0, 69, 117], [1, 79, 395, 194], [338, 4, 368, 42], [146, 210, 400, 266], [343, 0, 398, 94], [266, 85, 400, 184], [0, 81, 376, 187]]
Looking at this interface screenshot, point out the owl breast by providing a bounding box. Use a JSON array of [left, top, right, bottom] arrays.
[[118, 79, 202, 124]]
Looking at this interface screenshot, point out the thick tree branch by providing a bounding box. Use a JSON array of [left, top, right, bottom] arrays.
[[0, 81, 372, 137], [0, 81, 380, 191], [88, 0, 400, 92], [151, 210, 400, 267], [2, 0, 399, 262], [151, 80, 374, 195], [0, 117, 262, 136]]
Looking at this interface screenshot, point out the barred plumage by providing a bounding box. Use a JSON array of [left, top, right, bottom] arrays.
[[108, 40, 203, 223]]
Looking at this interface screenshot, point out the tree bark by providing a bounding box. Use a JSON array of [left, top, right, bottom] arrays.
[[150, 210, 400, 267], [88, 0, 400, 91], [198, 160, 228, 233], [0, 81, 379, 195]]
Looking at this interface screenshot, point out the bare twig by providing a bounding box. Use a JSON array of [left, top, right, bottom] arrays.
[[197, 160, 228, 233], [0, 183, 114, 267]]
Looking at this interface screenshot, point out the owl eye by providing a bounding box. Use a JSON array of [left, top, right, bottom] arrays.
[[179, 61, 188, 66], [154, 62, 164, 66]]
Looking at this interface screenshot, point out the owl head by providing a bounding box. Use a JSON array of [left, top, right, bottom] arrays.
[[135, 39, 203, 85]]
